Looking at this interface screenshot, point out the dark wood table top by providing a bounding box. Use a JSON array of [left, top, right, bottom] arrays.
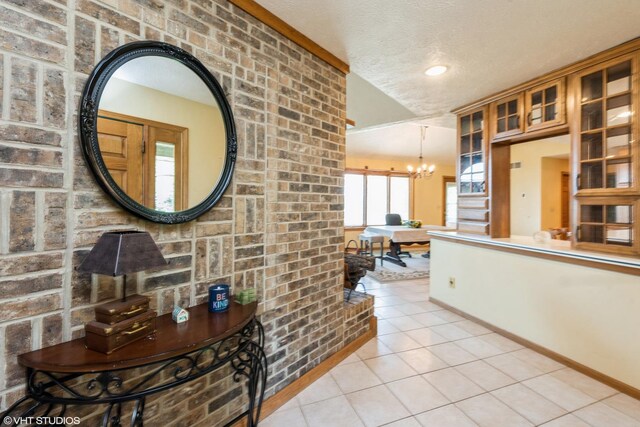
[[18, 301, 257, 373]]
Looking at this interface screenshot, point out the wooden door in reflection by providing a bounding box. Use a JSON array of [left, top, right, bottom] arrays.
[[97, 116, 144, 204]]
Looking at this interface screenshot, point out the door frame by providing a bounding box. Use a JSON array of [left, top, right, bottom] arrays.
[[561, 171, 570, 228], [99, 109, 189, 211]]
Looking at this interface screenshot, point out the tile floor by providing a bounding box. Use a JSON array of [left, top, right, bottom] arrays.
[[261, 275, 640, 427]]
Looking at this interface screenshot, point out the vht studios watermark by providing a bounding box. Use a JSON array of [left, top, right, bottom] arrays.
[[3, 416, 81, 425]]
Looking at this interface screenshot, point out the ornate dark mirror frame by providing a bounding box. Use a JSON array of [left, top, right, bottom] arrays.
[[79, 41, 237, 224]]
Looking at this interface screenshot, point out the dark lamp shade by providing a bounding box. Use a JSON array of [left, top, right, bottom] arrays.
[[78, 231, 167, 276]]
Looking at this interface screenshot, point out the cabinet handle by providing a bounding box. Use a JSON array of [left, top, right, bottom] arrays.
[[576, 173, 581, 190], [576, 225, 582, 241], [527, 112, 532, 126], [516, 115, 520, 128]]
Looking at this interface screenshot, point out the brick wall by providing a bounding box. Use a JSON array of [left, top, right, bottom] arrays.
[[0, 0, 372, 424]]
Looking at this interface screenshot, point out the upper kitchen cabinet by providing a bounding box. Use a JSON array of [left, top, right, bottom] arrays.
[[458, 107, 488, 196], [524, 78, 566, 132], [573, 55, 638, 195], [490, 93, 524, 140]]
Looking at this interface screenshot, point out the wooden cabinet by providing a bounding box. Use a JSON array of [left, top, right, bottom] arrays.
[[576, 198, 638, 254], [452, 37, 640, 254], [524, 78, 566, 132], [574, 56, 637, 194], [458, 107, 487, 195], [490, 80, 567, 141], [572, 54, 639, 254], [491, 93, 524, 140], [457, 107, 490, 235]]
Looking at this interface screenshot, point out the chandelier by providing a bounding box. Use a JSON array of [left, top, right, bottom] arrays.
[[407, 125, 435, 178]]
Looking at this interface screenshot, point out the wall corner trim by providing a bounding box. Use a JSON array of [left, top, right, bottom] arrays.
[[228, 0, 350, 74]]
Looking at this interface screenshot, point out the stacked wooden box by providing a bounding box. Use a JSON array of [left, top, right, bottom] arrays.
[[84, 295, 157, 354]]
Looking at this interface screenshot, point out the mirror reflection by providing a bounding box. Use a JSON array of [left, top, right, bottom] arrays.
[[97, 56, 226, 212]]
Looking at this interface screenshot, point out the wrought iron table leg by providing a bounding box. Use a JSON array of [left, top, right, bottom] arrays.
[[102, 402, 122, 427], [246, 321, 267, 427], [228, 320, 268, 427], [131, 397, 144, 427]]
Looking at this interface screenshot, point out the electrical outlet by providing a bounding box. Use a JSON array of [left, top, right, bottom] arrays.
[[448, 277, 456, 289]]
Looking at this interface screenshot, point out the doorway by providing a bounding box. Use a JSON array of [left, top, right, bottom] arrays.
[[442, 176, 457, 227]]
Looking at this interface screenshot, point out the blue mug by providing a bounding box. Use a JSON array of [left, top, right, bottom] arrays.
[[208, 284, 229, 312]]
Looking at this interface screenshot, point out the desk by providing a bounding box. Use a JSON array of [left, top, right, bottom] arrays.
[[3, 301, 266, 427], [364, 225, 453, 266]]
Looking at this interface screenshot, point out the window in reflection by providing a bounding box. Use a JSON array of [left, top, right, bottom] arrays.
[[155, 142, 176, 212]]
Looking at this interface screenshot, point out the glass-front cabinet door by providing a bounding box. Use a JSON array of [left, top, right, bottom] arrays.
[[524, 78, 566, 132], [576, 199, 638, 254], [573, 54, 639, 255], [491, 93, 524, 140], [576, 57, 637, 193], [458, 108, 486, 195]]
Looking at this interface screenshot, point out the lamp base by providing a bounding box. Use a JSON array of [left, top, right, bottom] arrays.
[[94, 294, 150, 325]]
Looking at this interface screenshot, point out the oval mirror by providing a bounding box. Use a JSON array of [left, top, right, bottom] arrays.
[[79, 41, 237, 223]]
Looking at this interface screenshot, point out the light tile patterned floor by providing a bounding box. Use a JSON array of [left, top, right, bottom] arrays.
[[262, 275, 640, 427]]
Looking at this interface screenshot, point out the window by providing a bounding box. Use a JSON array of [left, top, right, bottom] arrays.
[[344, 174, 364, 226], [344, 169, 410, 227]]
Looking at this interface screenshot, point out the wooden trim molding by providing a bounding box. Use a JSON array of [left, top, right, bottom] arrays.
[[430, 233, 640, 276], [228, 0, 350, 74], [233, 316, 377, 426], [429, 298, 640, 400]]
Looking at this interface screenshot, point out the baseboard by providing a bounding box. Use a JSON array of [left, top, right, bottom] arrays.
[[430, 297, 640, 400], [232, 315, 377, 426]]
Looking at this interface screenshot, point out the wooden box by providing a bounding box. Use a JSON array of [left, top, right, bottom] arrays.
[[85, 310, 156, 354], [94, 294, 150, 324]]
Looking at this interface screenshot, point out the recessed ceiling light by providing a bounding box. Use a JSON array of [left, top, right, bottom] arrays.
[[425, 65, 447, 76]]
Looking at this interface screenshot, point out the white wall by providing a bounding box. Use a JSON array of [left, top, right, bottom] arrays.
[[541, 157, 569, 230], [430, 238, 640, 390], [510, 135, 570, 236]]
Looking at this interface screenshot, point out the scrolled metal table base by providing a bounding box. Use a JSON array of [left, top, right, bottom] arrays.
[[2, 320, 267, 427]]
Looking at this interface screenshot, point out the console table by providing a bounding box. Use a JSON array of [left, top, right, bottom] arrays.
[[2, 301, 267, 427]]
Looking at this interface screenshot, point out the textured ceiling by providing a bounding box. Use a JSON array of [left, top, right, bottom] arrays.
[[347, 122, 456, 166], [256, 0, 640, 128]]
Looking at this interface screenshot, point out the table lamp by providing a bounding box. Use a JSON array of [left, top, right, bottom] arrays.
[[78, 230, 167, 305]]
